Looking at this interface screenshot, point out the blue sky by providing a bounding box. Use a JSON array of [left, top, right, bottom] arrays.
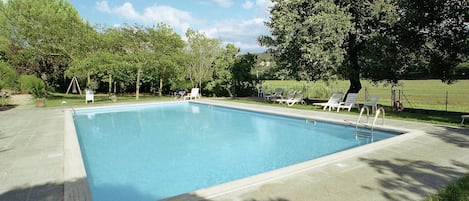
[[69, 0, 273, 53]]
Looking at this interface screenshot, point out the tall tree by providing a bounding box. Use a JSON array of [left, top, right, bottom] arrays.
[[119, 25, 149, 100], [146, 24, 186, 96], [259, 0, 352, 82], [395, 0, 469, 83], [210, 43, 240, 97], [185, 29, 222, 90], [342, 0, 401, 84], [0, 0, 94, 89], [232, 53, 258, 97], [262, 0, 468, 91], [93, 27, 127, 95], [65, 25, 100, 88]]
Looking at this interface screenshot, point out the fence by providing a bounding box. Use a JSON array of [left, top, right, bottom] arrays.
[[261, 80, 469, 113]]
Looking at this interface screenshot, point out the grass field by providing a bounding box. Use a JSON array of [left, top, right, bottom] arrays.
[[261, 79, 469, 113], [45, 93, 173, 107]]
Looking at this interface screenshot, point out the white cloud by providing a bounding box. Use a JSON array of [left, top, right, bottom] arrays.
[[255, 0, 273, 8], [211, 0, 234, 8], [242, 0, 254, 10], [142, 6, 193, 32], [94, 1, 269, 53], [95, 2, 194, 32], [114, 2, 143, 21], [96, 1, 111, 13], [201, 18, 268, 53]]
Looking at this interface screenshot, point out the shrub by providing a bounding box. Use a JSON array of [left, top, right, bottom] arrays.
[[18, 75, 47, 98], [426, 174, 469, 201], [0, 62, 17, 91]]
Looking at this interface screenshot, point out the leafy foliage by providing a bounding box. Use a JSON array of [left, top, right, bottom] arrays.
[[261, 0, 469, 92], [396, 0, 469, 83], [208, 43, 240, 97], [232, 53, 259, 97], [260, 0, 352, 81], [1, 0, 95, 90], [145, 24, 187, 95], [0, 61, 17, 90], [18, 75, 46, 98], [185, 29, 222, 89]]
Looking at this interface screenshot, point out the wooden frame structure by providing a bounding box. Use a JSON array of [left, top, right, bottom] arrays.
[[65, 76, 82, 95]]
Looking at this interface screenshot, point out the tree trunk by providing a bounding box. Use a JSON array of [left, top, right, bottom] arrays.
[[136, 67, 141, 100], [158, 77, 163, 97], [87, 72, 91, 87], [346, 33, 362, 95], [108, 73, 112, 96]]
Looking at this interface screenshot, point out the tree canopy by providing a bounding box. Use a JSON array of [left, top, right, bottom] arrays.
[[0, 0, 247, 97], [1, 0, 94, 88], [261, 0, 469, 93], [185, 29, 222, 89]]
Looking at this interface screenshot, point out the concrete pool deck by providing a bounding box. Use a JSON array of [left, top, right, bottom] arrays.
[[0, 98, 468, 201]]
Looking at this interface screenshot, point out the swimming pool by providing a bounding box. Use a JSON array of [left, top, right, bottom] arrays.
[[73, 102, 399, 200]]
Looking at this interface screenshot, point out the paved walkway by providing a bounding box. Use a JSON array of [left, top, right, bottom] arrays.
[[0, 98, 468, 201], [0, 104, 64, 201]]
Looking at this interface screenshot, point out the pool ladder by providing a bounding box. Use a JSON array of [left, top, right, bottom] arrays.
[[355, 106, 385, 142]]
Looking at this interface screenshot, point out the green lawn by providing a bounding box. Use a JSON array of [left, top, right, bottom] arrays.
[[44, 93, 173, 107], [224, 97, 465, 127], [261, 79, 469, 113]]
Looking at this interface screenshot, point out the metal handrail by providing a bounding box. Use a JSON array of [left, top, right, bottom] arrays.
[[355, 106, 385, 142], [370, 107, 385, 141], [355, 106, 369, 139]]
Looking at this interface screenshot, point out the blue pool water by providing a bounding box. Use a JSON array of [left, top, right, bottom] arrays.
[[73, 102, 398, 200]]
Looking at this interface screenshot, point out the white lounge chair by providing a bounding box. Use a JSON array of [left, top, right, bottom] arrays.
[[313, 93, 343, 111], [257, 87, 264, 97], [286, 93, 305, 106], [85, 90, 94, 104], [264, 88, 284, 100], [174, 90, 186, 99], [184, 88, 200, 100], [275, 90, 296, 104], [364, 96, 379, 113], [461, 115, 469, 124], [336, 93, 359, 112]]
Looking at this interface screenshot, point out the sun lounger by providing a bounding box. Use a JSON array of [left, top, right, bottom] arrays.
[[336, 93, 359, 112], [174, 90, 186, 99], [286, 93, 305, 106], [184, 88, 200, 100], [364, 96, 379, 113], [313, 93, 343, 111], [264, 88, 284, 100], [275, 90, 296, 104], [461, 115, 469, 124]]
